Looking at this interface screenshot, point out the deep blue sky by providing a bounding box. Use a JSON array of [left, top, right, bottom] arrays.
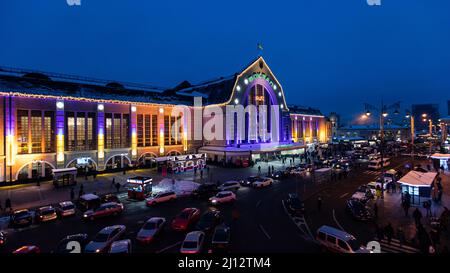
[[1, 0, 449, 124]]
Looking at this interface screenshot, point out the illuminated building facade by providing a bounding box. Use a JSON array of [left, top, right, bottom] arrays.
[[0, 57, 331, 183]]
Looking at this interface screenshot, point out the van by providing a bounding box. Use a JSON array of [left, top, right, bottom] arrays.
[[77, 193, 101, 211], [367, 158, 390, 170], [316, 225, 368, 253], [382, 169, 397, 183]]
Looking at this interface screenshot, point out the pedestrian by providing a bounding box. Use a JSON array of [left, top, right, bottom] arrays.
[[376, 224, 385, 242], [413, 208, 423, 226], [385, 222, 394, 244], [373, 202, 378, 221], [115, 182, 121, 193], [430, 228, 440, 248], [317, 196, 322, 212], [200, 170, 203, 179], [258, 165, 261, 174], [402, 200, 410, 217], [78, 188, 84, 198], [123, 168, 126, 175], [93, 170, 97, 180], [397, 227, 406, 247], [84, 172, 88, 181], [0, 200, 3, 212], [80, 183, 84, 192], [272, 166, 274, 173], [423, 200, 431, 217], [5, 198, 12, 211], [111, 178, 115, 188], [70, 187, 75, 200]]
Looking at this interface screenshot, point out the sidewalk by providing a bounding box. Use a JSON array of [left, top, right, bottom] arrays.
[[373, 170, 450, 252]]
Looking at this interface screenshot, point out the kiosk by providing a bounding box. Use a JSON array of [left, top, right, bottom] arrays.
[[126, 176, 153, 200], [52, 167, 77, 188], [398, 171, 437, 206]]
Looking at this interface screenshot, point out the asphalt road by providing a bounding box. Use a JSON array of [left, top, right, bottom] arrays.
[[0, 155, 416, 253], [0, 166, 319, 253]]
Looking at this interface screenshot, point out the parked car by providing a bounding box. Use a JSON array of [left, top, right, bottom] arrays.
[[316, 225, 368, 253], [218, 181, 241, 191], [180, 231, 205, 254], [285, 193, 305, 216], [252, 177, 273, 188], [84, 225, 126, 253], [209, 191, 236, 205], [12, 245, 41, 254], [83, 202, 124, 221], [35, 206, 58, 223], [195, 209, 222, 232], [56, 201, 76, 218], [171, 208, 201, 231], [346, 199, 372, 221], [209, 224, 231, 253], [240, 176, 260, 186], [101, 194, 120, 204], [191, 183, 218, 199], [146, 191, 177, 206], [136, 217, 166, 244], [55, 233, 89, 253], [10, 209, 33, 228], [270, 170, 285, 180], [109, 239, 132, 253]]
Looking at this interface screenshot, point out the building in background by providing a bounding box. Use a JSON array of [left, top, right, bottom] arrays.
[[0, 57, 332, 184], [328, 112, 340, 138], [411, 104, 440, 132], [337, 124, 410, 142]]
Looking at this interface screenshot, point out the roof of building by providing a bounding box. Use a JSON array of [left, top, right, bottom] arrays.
[[288, 105, 323, 116], [398, 171, 437, 187], [0, 67, 193, 105]]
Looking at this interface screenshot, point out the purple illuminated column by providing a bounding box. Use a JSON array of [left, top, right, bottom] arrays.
[[130, 105, 137, 160], [97, 104, 105, 170], [56, 100, 65, 168], [5, 95, 16, 182]]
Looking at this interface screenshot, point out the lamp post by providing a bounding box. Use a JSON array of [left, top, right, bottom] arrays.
[[405, 111, 415, 167], [421, 114, 433, 155], [364, 101, 400, 199]]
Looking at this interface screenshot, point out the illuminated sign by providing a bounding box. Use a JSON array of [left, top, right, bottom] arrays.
[[247, 73, 275, 89]]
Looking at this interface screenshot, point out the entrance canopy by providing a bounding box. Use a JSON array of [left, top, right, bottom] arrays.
[[398, 171, 437, 187]]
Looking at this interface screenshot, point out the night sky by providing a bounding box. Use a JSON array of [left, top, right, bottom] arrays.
[[1, 0, 450, 124]]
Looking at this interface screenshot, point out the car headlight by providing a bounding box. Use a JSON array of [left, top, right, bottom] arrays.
[[95, 249, 101, 253]]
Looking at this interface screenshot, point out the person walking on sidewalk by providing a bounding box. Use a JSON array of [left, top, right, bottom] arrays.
[[317, 196, 322, 212], [397, 227, 406, 247], [70, 188, 75, 200], [258, 165, 261, 174], [423, 200, 432, 217], [115, 182, 121, 193], [413, 208, 423, 226], [0, 200, 3, 212], [111, 178, 115, 189], [5, 198, 12, 211], [385, 223, 394, 244]]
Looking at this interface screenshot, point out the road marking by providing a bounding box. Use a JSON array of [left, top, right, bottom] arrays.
[[339, 193, 349, 199], [256, 200, 262, 208], [259, 224, 271, 240], [281, 200, 315, 242], [155, 240, 183, 254], [332, 209, 346, 233]]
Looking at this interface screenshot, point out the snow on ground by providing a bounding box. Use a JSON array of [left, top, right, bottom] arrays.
[[153, 178, 200, 196]]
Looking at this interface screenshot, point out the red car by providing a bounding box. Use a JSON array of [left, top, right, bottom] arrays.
[[13, 245, 41, 254], [82, 202, 124, 221], [171, 208, 201, 231]]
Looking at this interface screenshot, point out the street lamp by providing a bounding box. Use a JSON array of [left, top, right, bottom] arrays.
[[405, 110, 415, 166], [363, 101, 401, 199]]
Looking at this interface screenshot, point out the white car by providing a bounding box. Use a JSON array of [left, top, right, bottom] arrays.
[[56, 201, 76, 218], [180, 231, 205, 254], [209, 191, 236, 205], [218, 181, 241, 191], [146, 191, 177, 206], [109, 239, 132, 253], [252, 177, 273, 188], [136, 217, 166, 244], [84, 225, 126, 253]]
